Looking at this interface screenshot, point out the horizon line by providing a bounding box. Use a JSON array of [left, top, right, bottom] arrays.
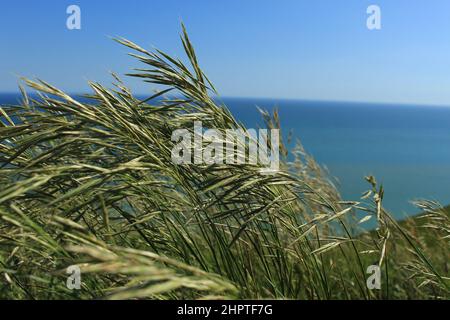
[[1, 91, 450, 109]]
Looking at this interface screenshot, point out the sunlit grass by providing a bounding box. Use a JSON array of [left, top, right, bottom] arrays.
[[0, 25, 448, 300]]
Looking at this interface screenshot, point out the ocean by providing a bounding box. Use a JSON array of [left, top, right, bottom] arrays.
[[2, 93, 450, 221], [222, 97, 450, 221]]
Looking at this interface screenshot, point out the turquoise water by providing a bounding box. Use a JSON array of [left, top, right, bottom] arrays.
[[2, 94, 450, 220], [220, 97, 450, 220]]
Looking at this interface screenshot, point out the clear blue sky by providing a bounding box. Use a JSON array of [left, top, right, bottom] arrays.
[[2, 0, 450, 105]]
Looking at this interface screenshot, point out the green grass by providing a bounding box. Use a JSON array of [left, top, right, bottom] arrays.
[[0, 25, 448, 300]]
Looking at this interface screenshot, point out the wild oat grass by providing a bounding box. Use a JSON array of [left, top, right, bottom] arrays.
[[0, 25, 448, 300]]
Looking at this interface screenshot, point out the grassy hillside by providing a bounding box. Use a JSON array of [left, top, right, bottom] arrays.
[[0, 26, 448, 300], [395, 204, 450, 251]]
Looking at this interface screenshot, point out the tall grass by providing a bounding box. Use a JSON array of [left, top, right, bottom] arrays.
[[0, 25, 448, 300]]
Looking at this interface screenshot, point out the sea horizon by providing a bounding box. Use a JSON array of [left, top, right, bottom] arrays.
[[2, 91, 450, 109]]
